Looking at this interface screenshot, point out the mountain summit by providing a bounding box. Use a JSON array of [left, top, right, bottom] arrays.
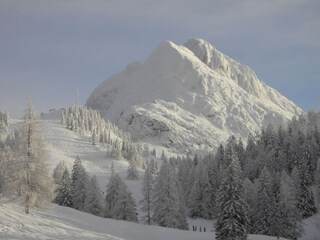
[[86, 39, 303, 153]]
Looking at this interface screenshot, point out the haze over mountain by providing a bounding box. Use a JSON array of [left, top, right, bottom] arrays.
[[86, 39, 303, 153]]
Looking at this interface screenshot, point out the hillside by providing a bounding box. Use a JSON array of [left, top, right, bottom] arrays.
[[1, 118, 318, 239], [86, 39, 302, 154]]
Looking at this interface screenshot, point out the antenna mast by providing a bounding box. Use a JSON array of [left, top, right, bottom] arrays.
[[76, 88, 79, 106]]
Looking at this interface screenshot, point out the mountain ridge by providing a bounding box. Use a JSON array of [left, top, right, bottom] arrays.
[[86, 39, 303, 153]]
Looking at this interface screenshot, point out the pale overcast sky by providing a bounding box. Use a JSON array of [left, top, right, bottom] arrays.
[[0, 0, 319, 117]]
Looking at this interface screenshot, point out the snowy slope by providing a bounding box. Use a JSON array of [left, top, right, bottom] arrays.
[[86, 39, 303, 153], [0, 203, 291, 240], [0, 119, 315, 240]]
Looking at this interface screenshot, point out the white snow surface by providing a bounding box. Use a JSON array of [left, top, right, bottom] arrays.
[[86, 38, 303, 153], [0, 203, 290, 240], [0, 119, 315, 240]]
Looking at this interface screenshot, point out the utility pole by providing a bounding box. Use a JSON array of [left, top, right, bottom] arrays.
[[76, 88, 79, 106]]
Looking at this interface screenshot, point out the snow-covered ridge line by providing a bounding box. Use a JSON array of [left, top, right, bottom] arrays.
[[184, 38, 300, 116]]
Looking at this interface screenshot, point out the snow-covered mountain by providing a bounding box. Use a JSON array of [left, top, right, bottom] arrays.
[[86, 38, 303, 153]]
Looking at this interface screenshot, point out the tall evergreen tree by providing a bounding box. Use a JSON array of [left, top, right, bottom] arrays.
[[52, 161, 67, 184], [71, 156, 89, 211], [112, 183, 137, 222], [278, 171, 303, 240], [18, 100, 53, 214], [215, 151, 249, 240], [242, 178, 257, 233], [104, 170, 137, 222], [152, 159, 188, 230], [189, 160, 213, 219], [140, 161, 154, 225], [54, 169, 73, 207], [127, 154, 139, 180], [84, 175, 103, 216], [252, 167, 275, 235]]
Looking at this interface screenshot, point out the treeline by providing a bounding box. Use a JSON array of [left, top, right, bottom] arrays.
[[163, 111, 320, 239], [62, 105, 151, 169], [0, 111, 9, 129], [53, 157, 138, 222], [62, 105, 129, 143]]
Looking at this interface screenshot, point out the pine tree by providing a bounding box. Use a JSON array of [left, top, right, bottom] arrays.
[[104, 170, 137, 222], [140, 161, 154, 225], [189, 160, 213, 219], [91, 129, 96, 145], [83, 175, 103, 216], [252, 167, 277, 236], [296, 155, 317, 218], [127, 151, 139, 180], [278, 171, 303, 240], [52, 161, 67, 184], [242, 178, 257, 232], [215, 151, 249, 240], [18, 100, 53, 214], [54, 169, 73, 207], [71, 156, 89, 211], [152, 159, 188, 230], [112, 183, 137, 222], [315, 158, 320, 208]]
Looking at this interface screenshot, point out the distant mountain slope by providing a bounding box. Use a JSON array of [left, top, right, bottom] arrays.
[[86, 39, 303, 153]]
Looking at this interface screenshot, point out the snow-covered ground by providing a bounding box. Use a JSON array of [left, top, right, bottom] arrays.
[[1, 118, 317, 240], [0, 203, 291, 240]]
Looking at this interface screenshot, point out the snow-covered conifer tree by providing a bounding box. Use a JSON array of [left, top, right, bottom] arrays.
[[296, 154, 317, 218], [84, 175, 103, 216], [71, 156, 90, 210], [92, 129, 97, 145], [52, 161, 67, 184], [17, 100, 53, 214], [54, 169, 73, 207], [140, 161, 154, 225], [189, 160, 213, 219], [104, 170, 137, 221], [215, 151, 249, 240], [242, 178, 257, 232], [152, 159, 188, 230], [127, 155, 139, 180], [278, 171, 303, 239], [112, 183, 137, 222], [252, 167, 277, 235]]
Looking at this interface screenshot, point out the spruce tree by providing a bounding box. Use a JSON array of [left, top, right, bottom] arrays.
[[296, 155, 317, 218], [71, 156, 90, 211], [112, 183, 137, 222], [216, 151, 249, 240], [252, 167, 275, 235], [54, 169, 73, 207], [242, 178, 257, 232], [127, 155, 139, 180], [52, 161, 67, 184], [278, 171, 303, 240], [152, 159, 188, 230], [84, 175, 103, 216], [104, 170, 137, 221], [140, 161, 154, 225], [189, 160, 213, 219]]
